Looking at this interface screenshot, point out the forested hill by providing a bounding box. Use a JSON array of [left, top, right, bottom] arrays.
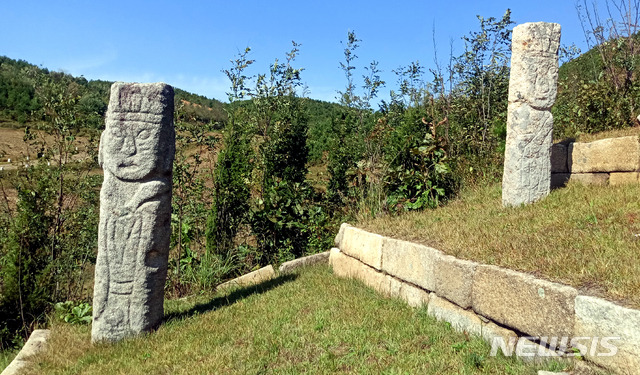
[[0, 56, 341, 154], [0, 55, 228, 128], [552, 33, 640, 139]]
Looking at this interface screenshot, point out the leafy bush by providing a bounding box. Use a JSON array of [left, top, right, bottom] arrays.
[[0, 175, 55, 348], [554, 2, 640, 140], [205, 118, 252, 260], [205, 48, 254, 268], [385, 132, 452, 210], [554, 36, 640, 139], [0, 78, 100, 349], [54, 301, 92, 324]]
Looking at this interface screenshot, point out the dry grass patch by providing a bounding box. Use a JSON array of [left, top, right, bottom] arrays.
[[21, 266, 565, 374], [359, 181, 640, 308], [563, 126, 640, 143]]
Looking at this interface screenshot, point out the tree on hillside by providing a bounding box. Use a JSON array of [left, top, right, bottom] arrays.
[[206, 48, 254, 264], [0, 77, 100, 348], [450, 10, 513, 159], [554, 0, 640, 138]]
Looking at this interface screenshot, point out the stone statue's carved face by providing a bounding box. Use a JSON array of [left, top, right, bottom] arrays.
[[101, 121, 165, 181]]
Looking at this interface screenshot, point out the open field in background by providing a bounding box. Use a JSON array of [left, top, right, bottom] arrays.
[[19, 266, 567, 375], [359, 181, 640, 310], [0, 125, 220, 169], [0, 126, 96, 172]]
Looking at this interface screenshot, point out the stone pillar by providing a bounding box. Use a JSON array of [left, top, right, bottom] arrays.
[[502, 22, 561, 207], [92, 82, 175, 342]]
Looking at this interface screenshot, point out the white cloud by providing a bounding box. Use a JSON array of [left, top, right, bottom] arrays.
[[88, 71, 230, 101], [167, 74, 230, 101], [59, 46, 119, 76]]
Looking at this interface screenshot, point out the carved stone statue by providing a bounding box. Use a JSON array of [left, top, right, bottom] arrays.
[[92, 82, 175, 342], [502, 22, 561, 206]]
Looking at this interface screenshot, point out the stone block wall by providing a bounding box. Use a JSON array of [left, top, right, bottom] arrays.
[[551, 136, 640, 188], [331, 224, 640, 374]]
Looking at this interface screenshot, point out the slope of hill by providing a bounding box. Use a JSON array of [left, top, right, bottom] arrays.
[[553, 34, 640, 139], [0, 55, 228, 128], [0, 55, 344, 162]]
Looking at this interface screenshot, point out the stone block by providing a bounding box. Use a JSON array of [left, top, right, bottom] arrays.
[[388, 275, 403, 298], [381, 238, 440, 291], [0, 360, 27, 375], [481, 322, 518, 352], [2, 329, 50, 375], [329, 248, 390, 296], [472, 265, 577, 340], [388, 277, 430, 308], [574, 295, 640, 373], [434, 254, 477, 309], [550, 173, 570, 189], [360, 268, 391, 297], [485, 332, 565, 364], [400, 283, 430, 308], [513, 337, 564, 363], [330, 247, 362, 279], [609, 172, 639, 185], [340, 226, 383, 270], [569, 136, 640, 173], [569, 173, 609, 186], [217, 265, 275, 292], [550, 143, 568, 173], [427, 294, 483, 337], [14, 329, 50, 361], [334, 223, 351, 248], [278, 251, 330, 274]]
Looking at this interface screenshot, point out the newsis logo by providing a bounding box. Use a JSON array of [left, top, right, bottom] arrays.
[[489, 336, 621, 357]]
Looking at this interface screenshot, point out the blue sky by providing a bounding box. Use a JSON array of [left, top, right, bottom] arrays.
[[1, 0, 594, 103]]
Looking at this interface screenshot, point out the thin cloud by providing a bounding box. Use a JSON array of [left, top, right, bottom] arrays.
[[59, 46, 119, 76]]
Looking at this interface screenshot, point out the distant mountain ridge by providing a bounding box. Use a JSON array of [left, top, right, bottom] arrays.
[[0, 55, 228, 127]]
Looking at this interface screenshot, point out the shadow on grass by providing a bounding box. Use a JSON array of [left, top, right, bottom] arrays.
[[163, 273, 299, 323]]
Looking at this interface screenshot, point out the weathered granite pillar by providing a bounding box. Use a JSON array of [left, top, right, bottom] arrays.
[[92, 82, 175, 342], [502, 22, 561, 206]]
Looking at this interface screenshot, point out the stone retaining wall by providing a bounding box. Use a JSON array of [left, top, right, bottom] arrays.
[[330, 224, 640, 374], [551, 136, 640, 187]]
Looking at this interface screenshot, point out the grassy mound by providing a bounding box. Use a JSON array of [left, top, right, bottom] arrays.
[[20, 266, 565, 374], [360, 181, 640, 309]]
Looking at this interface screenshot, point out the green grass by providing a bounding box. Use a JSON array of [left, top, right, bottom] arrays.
[[1, 348, 18, 370], [20, 266, 566, 374], [359, 181, 640, 309]]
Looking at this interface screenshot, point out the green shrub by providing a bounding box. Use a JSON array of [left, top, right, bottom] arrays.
[[0, 177, 55, 348], [54, 301, 92, 325]]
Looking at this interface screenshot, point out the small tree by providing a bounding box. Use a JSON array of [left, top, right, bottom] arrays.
[[554, 0, 640, 138], [0, 75, 100, 348], [328, 31, 384, 207], [451, 10, 513, 158], [250, 43, 319, 264], [205, 48, 254, 264], [168, 102, 219, 295], [0, 172, 54, 348]]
